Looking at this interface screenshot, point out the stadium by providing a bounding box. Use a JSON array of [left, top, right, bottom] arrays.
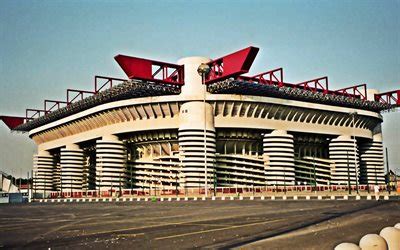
[[1, 46, 399, 197]]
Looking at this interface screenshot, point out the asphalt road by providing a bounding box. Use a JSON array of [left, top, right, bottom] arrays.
[[0, 200, 399, 249]]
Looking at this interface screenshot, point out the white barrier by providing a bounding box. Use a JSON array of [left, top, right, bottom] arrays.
[[293, 196, 298, 200], [230, 196, 234, 200], [359, 234, 387, 250], [261, 196, 265, 200], [331, 195, 335, 200], [336, 222, 400, 250], [221, 197, 225, 200], [380, 227, 400, 250], [334, 242, 361, 250]]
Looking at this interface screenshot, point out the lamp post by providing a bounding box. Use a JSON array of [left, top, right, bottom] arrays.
[[350, 112, 359, 194], [347, 150, 351, 195], [197, 63, 211, 197]]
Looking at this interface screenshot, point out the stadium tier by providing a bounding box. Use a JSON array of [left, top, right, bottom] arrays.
[[1, 46, 399, 195]]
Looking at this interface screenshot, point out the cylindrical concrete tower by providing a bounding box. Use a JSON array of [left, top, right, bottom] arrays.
[[33, 150, 55, 194], [329, 135, 359, 185], [263, 130, 296, 185], [359, 134, 385, 184], [95, 135, 127, 191], [177, 57, 211, 99], [60, 144, 84, 192], [179, 101, 216, 188]]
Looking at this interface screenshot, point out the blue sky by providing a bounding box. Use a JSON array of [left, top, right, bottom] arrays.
[[0, 0, 399, 177]]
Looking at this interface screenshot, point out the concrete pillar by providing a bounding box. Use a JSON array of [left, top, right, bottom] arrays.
[[96, 135, 127, 191], [379, 227, 400, 250], [179, 101, 216, 188], [329, 135, 359, 185], [359, 234, 388, 250], [263, 130, 295, 185], [60, 144, 84, 192], [33, 150, 55, 195]]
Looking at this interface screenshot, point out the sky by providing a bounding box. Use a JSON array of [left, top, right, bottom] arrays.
[[0, 0, 399, 177]]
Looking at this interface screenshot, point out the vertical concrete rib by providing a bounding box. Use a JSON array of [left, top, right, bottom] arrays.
[[96, 135, 127, 191], [179, 101, 216, 188], [263, 130, 296, 185], [60, 144, 84, 191]]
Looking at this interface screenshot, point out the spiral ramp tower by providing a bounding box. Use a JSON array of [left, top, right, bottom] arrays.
[[95, 135, 127, 191], [329, 136, 359, 185], [178, 101, 216, 188], [33, 151, 55, 193], [60, 144, 85, 191], [263, 130, 296, 185], [359, 137, 385, 184]]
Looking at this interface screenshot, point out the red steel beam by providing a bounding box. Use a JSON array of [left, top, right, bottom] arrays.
[[239, 68, 284, 87], [67, 89, 95, 104], [26, 109, 46, 119], [94, 75, 126, 93], [334, 84, 367, 100], [205, 46, 259, 85], [374, 90, 400, 106], [0, 116, 26, 129], [296, 76, 329, 94], [114, 55, 184, 85], [44, 100, 69, 113]]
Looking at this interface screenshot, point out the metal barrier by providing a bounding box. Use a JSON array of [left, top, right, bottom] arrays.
[[47, 184, 390, 199]]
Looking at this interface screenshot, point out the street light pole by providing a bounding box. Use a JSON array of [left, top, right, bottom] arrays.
[[350, 112, 359, 194], [197, 63, 211, 197], [347, 151, 351, 195]]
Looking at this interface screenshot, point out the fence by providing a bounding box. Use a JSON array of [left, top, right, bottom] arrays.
[[46, 184, 389, 199]]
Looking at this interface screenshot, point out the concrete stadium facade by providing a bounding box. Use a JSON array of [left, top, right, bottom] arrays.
[[2, 47, 393, 195]]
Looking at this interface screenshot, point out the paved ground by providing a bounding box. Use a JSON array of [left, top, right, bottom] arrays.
[[0, 200, 399, 249]]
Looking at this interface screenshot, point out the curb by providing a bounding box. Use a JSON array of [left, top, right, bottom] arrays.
[[38, 195, 398, 203]]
